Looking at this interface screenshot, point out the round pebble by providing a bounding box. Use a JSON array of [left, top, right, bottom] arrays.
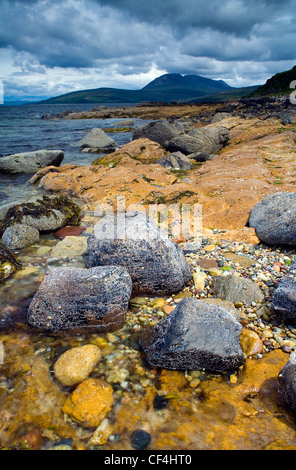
[[131, 430, 151, 450], [54, 344, 101, 386]]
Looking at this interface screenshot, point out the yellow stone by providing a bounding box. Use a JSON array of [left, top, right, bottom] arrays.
[[204, 245, 216, 252], [151, 298, 166, 309], [62, 378, 114, 428], [189, 378, 201, 388], [240, 328, 263, 356]]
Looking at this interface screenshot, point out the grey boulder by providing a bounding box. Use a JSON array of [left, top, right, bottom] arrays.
[[0, 150, 64, 175], [0, 195, 81, 235], [88, 210, 192, 296], [156, 151, 193, 170], [212, 274, 264, 306], [167, 126, 229, 155], [2, 223, 39, 250], [78, 128, 116, 152], [211, 112, 232, 123], [132, 121, 180, 148], [139, 297, 244, 372], [27, 265, 132, 332], [249, 192, 296, 246]]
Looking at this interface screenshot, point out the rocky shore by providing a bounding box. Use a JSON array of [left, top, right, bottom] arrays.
[[1, 97, 296, 450]]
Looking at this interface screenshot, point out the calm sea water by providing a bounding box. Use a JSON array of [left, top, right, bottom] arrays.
[[0, 103, 151, 206]]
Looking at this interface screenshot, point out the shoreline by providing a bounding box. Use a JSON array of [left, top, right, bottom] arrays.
[[1, 97, 296, 450]]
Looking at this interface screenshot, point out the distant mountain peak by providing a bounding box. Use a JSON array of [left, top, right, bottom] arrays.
[[142, 73, 231, 91]]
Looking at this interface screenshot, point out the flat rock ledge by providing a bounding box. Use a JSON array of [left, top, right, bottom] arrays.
[[139, 297, 244, 372], [27, 266, 132, 332]]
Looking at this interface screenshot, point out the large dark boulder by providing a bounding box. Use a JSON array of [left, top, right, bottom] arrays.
[[249, 192, 296, 246], [88, 210, 192, 296], [278, 353, 296, 411], [139, 297, 244, 372], [272, 259, 296, 324], [27, 265, 132, 332]]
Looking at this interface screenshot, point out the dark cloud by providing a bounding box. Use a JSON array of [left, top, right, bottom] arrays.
[[0, 0, 295, 99]]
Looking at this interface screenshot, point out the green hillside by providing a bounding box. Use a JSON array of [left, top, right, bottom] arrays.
[[40, 73, 253, 105], [254, 65, 296, 96]]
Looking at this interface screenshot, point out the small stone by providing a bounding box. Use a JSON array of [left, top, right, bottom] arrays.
[[229, 374, 238, 384], [262, 330, 273, 339], [89, 418, 113, 446], [50, 236, 88, 259], [189, 378, 201, 388], [54, 226, 86, 239], [240, 328, 263, 356], [54, 344, 102, 386], [204, 245, 216, 252], [207, 268, 223, 276], [162, 305, 175, 315], [62, 378, 113, 428], [131, 430, 151, 450], [193, 272, 208, 290], [151, 298, 166, 309], [2, 224, 39, 250]]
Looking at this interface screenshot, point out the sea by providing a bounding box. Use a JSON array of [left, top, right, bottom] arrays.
[[0, 102, 151, 206]]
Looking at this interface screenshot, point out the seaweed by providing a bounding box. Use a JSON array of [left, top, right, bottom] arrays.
[[0, 195, 81, 236]]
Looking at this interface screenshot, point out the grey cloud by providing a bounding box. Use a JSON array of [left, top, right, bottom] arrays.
[[0, 0, 296, 99]]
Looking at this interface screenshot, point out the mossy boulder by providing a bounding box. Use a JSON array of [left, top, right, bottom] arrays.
[[0, 241, 21, 281], [0, 195, 81, 236]]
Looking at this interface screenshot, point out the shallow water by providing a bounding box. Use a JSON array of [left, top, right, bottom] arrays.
[[0, 103, 151, 207]]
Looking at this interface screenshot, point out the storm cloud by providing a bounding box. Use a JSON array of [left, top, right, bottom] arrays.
[[0, 0, 295, 100]]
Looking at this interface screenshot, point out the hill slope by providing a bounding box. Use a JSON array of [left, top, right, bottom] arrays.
[[254, 65, 296, 96], [40, 73, 252, 105]]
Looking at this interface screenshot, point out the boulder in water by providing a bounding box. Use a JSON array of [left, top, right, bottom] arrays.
[[0, 150, 64, 175]]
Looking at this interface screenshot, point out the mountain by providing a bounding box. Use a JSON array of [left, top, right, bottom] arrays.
[[40, 73, 254, 105], [254, 65, 296, 96]]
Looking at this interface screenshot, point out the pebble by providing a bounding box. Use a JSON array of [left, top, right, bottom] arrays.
[[89, 418, 113, 446], [62, 378, 114, 428], [193, 272, 208, 290], [131, 430, 151, 450], [54, 344, 101, 386]]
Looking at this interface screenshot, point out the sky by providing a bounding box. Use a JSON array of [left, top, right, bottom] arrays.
[[0, 0, 296, 101]]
